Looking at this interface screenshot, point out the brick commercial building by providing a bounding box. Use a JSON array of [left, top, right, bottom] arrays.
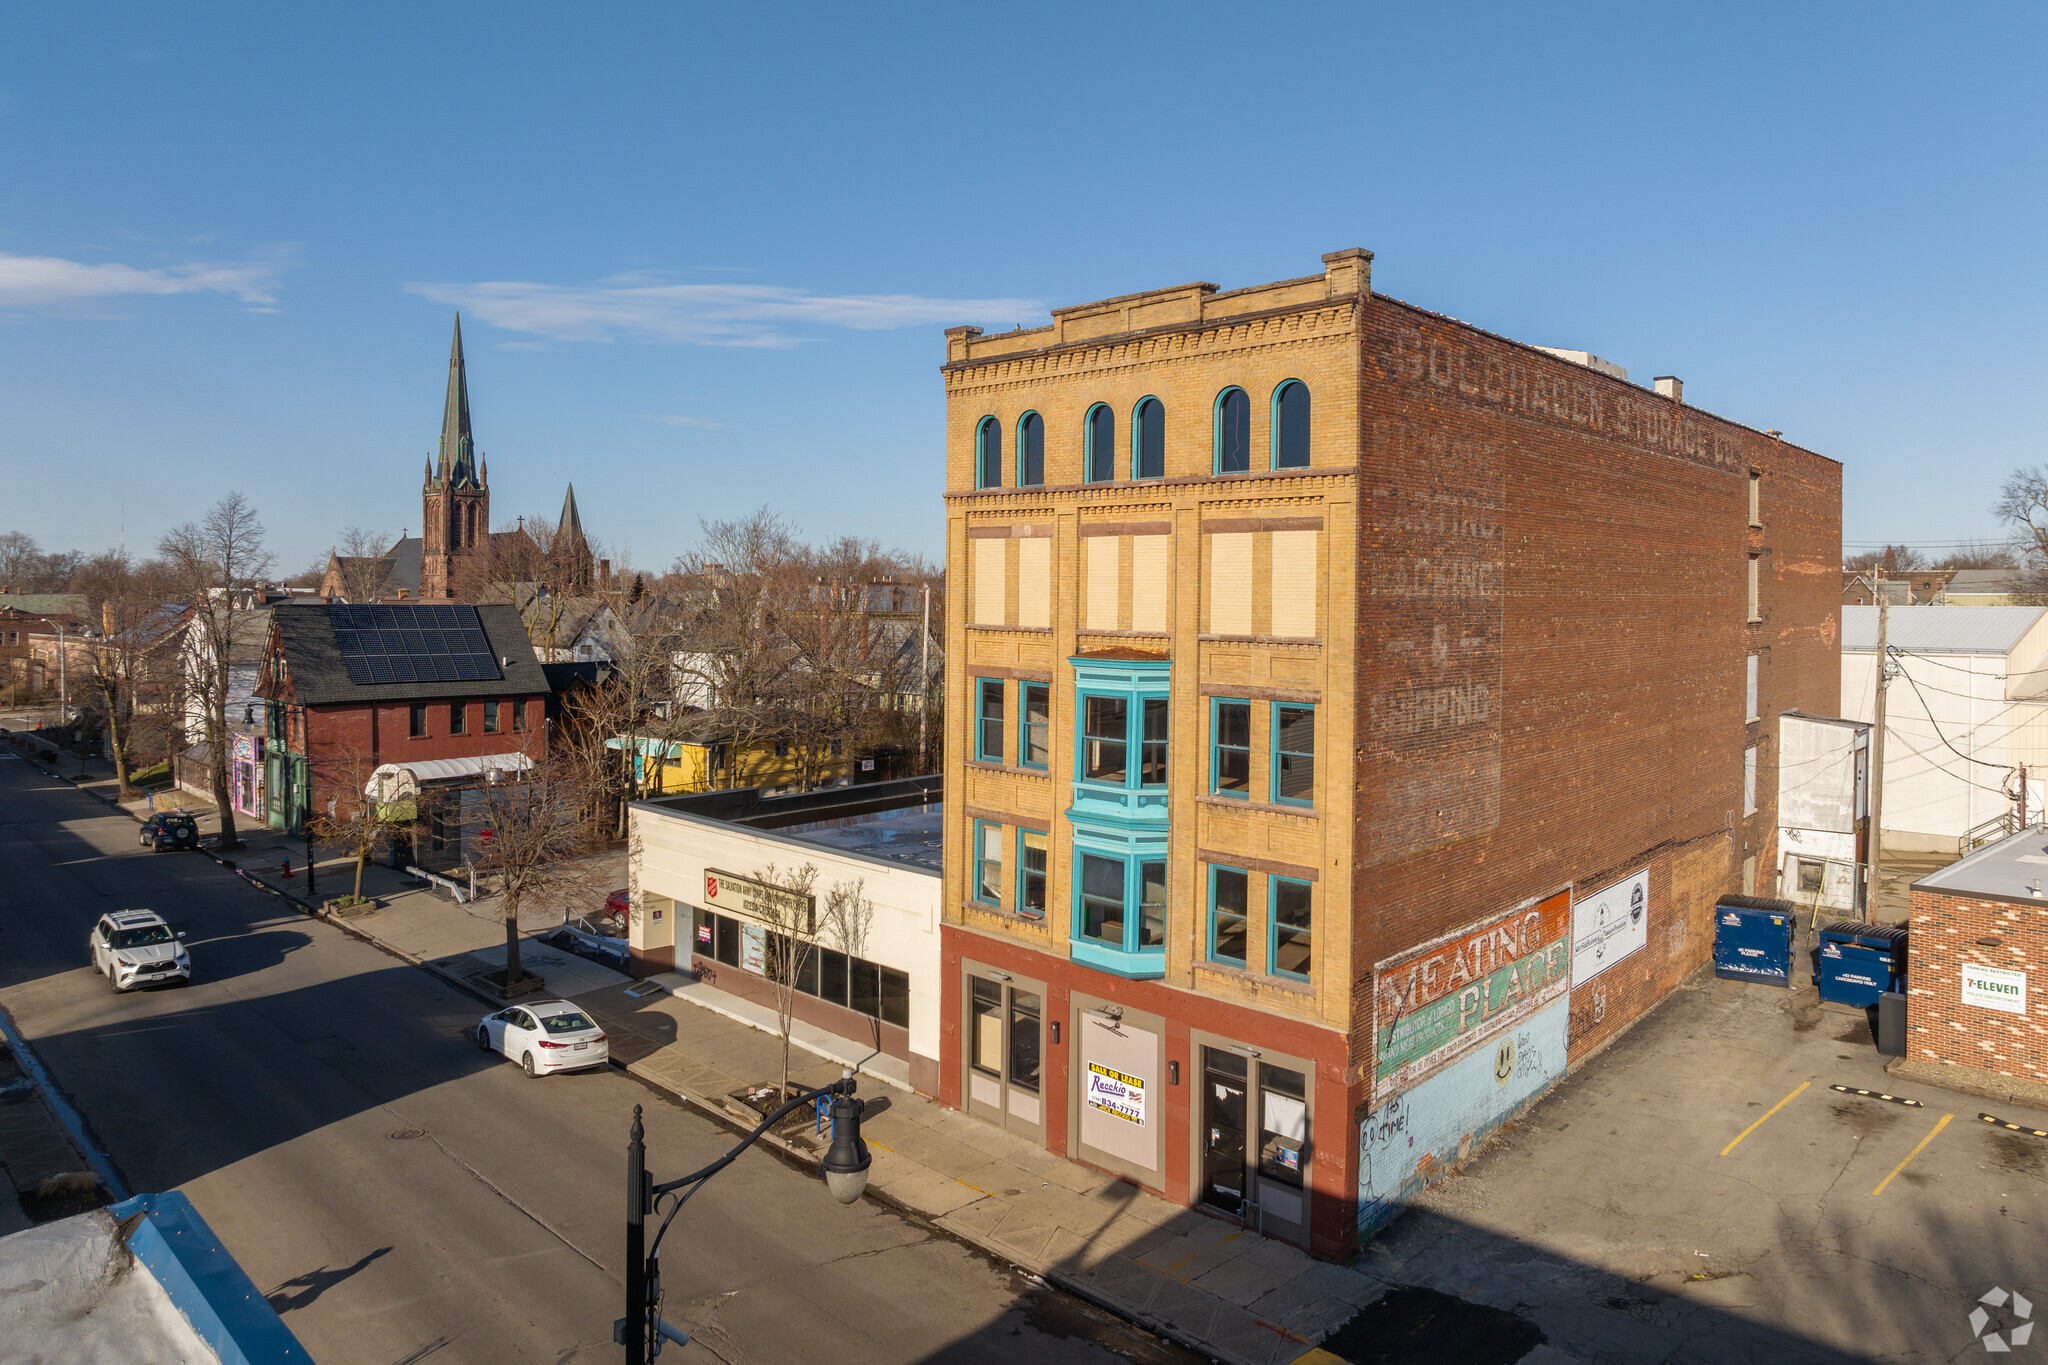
[[255, 600, 549, 841], [1905, 832, 2048, 1103], [937, 248, 1841, 1257]]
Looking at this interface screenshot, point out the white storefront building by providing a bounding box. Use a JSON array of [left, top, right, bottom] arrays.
[[628, 783, 943, 1095], [1843, 606, 2048, 853]]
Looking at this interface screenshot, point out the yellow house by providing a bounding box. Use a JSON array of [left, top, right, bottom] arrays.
[[616, 711, 854, 796]]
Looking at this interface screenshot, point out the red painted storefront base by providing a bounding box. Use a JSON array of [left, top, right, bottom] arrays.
[[939, 924, 1356, 1260]]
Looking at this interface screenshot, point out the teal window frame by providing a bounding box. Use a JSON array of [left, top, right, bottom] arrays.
[[1085, 403, 1116, 484], [976, 416, 1003, 489], [1076, 689, 1166, 790], [975, 678, 1005, 764], [973, 819, 1003, 906], [1270, 702, 1315, 807], [1019, 681, 1050, 770], [1016, 828, 1047, 917], [1208, 864, 1250, 967], [1132, 396, 1165, 479], [1213, 386, 1251, 474], [1270, 379, 1311, 469], [1270, 876, 1312, 981], [1210, 697, 1252, 798], [1072, 851, 1166, 956], [1016, 410, 1046, 487]]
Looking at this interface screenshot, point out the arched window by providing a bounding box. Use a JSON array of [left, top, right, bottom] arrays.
[[1214, 387, 1251, 474], [1018, 412, 1046, 487], [1272, 380, 1310, 469], [976, 416, 1003, 489], [1133, 397, 1165, 479], [1086, 404, 1116, 483]]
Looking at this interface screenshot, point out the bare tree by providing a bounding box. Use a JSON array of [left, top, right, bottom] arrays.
[[1931, 540, 2018, 571], [75, 553, 180, 796], [158, 494, 272, 851], [312, 743, 411, 905], [332, 526, 396, 602], [0, 531, 41, 587], [466, 752, 600, 990], [749, 861, 821, 1101], [1843, 543, 1926, 574]]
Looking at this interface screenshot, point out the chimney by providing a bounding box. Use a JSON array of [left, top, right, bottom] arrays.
[[1653, 376, 1683, 402], [600, 558, 611, 583], [103, 602, 115, 635], [1321, 247, 1374, 298]]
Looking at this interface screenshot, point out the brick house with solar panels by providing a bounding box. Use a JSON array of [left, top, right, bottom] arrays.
[[255, 600, 549, 840]]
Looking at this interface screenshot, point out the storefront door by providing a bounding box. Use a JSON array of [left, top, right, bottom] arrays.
[[1194, 1042, 1312, 1247], [1072, 998, 1163, 1184], [962, 966, 1045, 1142]]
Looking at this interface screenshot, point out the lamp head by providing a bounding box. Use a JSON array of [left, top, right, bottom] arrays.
[[821, 1092, 871, 1204]]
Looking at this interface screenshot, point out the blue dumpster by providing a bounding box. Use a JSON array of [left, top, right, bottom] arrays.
[[1714, 897, 1795, 985], [1815, 921, 1908, 1008]]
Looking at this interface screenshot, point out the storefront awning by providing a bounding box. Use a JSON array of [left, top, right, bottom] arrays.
[[365, 752, 534, 800]]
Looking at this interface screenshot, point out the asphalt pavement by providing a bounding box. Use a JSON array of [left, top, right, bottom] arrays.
[[0, 752, 1194, 1365]]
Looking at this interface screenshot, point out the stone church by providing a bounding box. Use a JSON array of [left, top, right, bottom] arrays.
[[320, 316, 595, 602]]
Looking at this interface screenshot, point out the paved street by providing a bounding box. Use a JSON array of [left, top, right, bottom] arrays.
[[0, 753, 1194, 1365]]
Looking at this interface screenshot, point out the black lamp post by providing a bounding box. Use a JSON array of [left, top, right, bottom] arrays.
[[619, 1070, 888, 1362]]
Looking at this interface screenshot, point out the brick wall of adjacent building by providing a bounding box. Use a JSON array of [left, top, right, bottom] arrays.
[[1346, 297, 1843, 1092], [299, 695, 547, 815], [1906, 888, 2048, 1086]]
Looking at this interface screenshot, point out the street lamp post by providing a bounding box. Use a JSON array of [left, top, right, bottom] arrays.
[[618, 1071, 887, 1362]]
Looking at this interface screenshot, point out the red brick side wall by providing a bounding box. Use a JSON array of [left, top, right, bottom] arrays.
[[1348, 300, 1842, 1117], [1906, 888, 2048, 1085], [302, 695, 547, 814]]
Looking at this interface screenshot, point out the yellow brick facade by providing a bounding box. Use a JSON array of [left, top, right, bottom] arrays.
[[941, 252, 1369, 1038]]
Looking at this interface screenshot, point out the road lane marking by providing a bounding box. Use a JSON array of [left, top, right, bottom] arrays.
[[1721, 1081, 1809, 1156], [1871, 1112, 1952, 1197]]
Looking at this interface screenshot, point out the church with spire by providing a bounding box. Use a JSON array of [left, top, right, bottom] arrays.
[[320, 316, 597, 603]]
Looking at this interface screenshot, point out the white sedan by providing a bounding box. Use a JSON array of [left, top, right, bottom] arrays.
[[477, 999, 609, 1077]]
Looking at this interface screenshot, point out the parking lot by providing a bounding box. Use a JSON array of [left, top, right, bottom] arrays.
[[1347, 933, 2046, 1364]]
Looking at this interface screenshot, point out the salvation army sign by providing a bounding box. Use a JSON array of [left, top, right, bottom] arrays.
[[1373, 890, 1571, 1102], [1571, 869, 1649, 985], [1961, 964, 2028, 1016], [703, 868, 816, 934]]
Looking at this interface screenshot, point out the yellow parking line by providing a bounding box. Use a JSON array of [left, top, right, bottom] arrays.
[[1720, 1081, 1810, 1156], [1871, 1113, 1952, 1197]]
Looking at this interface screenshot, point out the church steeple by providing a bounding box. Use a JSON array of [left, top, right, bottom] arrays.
[[559, 483, 584, 538], [437, 314, 479, 489]]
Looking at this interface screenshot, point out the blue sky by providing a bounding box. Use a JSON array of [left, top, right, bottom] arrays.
[[3, 4, 2042, 570]]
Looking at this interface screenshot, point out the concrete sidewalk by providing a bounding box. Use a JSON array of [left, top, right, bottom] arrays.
[[10, 739, 1387, 1365]]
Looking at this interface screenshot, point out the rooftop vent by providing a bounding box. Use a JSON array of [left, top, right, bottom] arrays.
[[1654, 375, 1683, 402], [1534, 348, 1628, 382]]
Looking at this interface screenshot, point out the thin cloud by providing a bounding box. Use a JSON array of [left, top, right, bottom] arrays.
[[0, 246, 293, 310], [405, 273, 1041, 349], [652, 414, 723, 430]]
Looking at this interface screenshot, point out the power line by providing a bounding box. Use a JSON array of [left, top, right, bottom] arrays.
[[1892, 662, 2016, 774]]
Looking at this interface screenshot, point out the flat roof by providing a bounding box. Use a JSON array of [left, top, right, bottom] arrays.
[[1842, 604, 2045, 654], [771, 803, 944, 875], [1914, 825, 2048, 902]]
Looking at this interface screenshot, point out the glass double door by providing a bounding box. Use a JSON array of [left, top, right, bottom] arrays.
[[1199, 1047, 1311, 1246], [965, 972, 1044, 1140]]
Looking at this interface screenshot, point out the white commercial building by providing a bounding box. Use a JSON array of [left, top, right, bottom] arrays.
[[1843, 606, 2048, 853], [628, 780, 942, 1094]]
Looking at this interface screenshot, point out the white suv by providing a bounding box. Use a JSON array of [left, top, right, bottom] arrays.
[[89, 910, 190, 991]]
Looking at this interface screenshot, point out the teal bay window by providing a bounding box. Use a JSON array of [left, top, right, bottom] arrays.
[[1066, 654, 1172, 976]]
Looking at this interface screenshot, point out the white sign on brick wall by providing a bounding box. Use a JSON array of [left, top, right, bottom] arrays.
[[1961, 964, 2028, 1016]]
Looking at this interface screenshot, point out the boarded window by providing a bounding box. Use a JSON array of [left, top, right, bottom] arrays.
[[973, 538, 1004, 625], [1745, 654, 1760, 722], [1085, 537, 1119, 631], [1209, 533, 1254, 635], [1269, 530, 1317, 638], [1744, 745, 1758, 815], [1131, 535, 1169, 633], [1017, 536, 1050, 628]]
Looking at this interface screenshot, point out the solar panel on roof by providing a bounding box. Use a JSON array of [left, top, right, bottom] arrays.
[[327, 602, 505, 687]]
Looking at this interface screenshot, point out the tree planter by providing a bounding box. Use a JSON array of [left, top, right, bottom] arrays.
[[476, 967, 547, 1000]]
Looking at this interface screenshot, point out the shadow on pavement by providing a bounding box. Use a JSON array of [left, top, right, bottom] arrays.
[[264, 1245, 393, 1313]]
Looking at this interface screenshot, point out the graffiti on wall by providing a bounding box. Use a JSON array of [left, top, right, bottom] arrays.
[[1373, 890, 1571, 1104], [1358, 996, 1570, 1237]]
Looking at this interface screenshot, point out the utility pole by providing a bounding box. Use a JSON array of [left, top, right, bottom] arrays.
[[918, 582, 931, 773], [1864, 570, 1890, 923], [624, 1106, 647, 1365], [56, 622, 68, 723]]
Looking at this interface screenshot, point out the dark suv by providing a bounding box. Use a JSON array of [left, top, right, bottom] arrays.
[[138, 812, 200, 852]]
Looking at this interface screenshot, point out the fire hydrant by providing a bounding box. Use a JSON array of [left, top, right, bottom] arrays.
[[282, 857, 293, 879]]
